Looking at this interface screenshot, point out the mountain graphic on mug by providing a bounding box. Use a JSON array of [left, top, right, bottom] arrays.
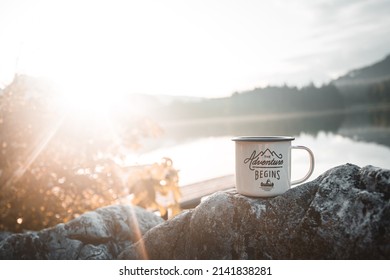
[[259, 148, 282, 159], [260, 179, 274, 191], [233, 136, 314, 197]]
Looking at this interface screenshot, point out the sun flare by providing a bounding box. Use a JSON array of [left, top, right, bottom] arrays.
[[56, 86, 112, 121]]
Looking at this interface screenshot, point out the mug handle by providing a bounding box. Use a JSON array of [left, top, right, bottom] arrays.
[[291, 146, 315, 185]]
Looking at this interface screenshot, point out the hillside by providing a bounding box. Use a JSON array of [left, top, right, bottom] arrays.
[[333, 54, 390, 86], [154, 83, 345, 121], [155, 53, 390, 120], [331, 54, 390, 104]]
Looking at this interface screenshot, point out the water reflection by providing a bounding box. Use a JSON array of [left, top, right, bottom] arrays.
[[133, 106, 390, 185], [162, 112, 344, 142], [338, 106, 390, 147], [294, 132, 390, 181], [160, 105, 390, 148], [135, 132, 390, 186]]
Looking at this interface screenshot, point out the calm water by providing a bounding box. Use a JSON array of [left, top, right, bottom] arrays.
[[127, 106, 390, 186]]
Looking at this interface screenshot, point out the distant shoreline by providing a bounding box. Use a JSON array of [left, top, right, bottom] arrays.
[[160, 103, 390, 128]]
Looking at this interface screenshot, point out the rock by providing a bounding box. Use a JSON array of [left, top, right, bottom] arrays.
[[0, 232, 12, 242], [2, 164, 389, 260], [0, 204, 164, 260], [119, 164, 390, 259]]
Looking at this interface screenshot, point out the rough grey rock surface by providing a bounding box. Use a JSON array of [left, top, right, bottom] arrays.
[[0, 204, 163, 259], [119, 164, 390, 259]]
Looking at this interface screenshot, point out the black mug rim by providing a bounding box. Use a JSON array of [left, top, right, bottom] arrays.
[[232, 136, 295, 142]]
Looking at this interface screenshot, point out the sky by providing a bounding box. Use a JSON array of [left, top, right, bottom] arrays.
[[0, 0, 389, 98]]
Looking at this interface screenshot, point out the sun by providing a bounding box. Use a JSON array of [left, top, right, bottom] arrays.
[[50, 76, 112, 123]]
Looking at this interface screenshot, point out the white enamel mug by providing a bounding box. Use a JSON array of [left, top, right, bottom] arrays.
[[232, 136, 314, 197]]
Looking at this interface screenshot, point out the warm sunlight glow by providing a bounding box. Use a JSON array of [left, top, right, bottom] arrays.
[[56, 84, 113, 121]]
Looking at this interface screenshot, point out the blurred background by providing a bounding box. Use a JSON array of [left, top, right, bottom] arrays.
[[1, 0, 389, 232]]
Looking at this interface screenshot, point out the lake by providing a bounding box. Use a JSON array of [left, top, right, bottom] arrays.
[[126, 105, 390, 186]]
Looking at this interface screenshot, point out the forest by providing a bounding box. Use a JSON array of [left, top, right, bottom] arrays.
[[152, 54, 390, 121]]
